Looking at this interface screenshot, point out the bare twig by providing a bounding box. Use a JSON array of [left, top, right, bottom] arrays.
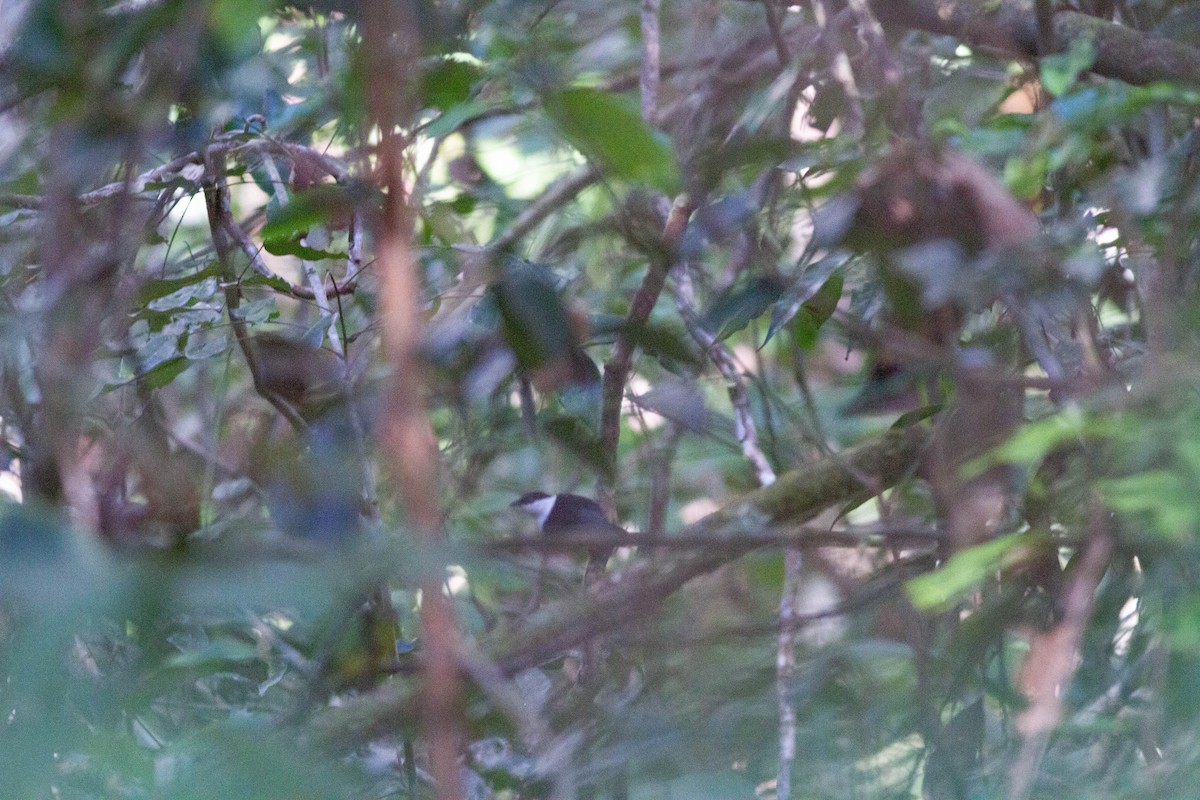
[[490, 164, 602, 254], [202, 148, 307, 432], [597, 196, 694, 514], [776, 547, 803, 800], [812, 1, 864, 139], [479, 522, 943, 554], [761, 0, 791, 66], [434, 165, 603, 323], [670, 264, 777, 487], [640, 0, 662, 121], [647, 422, 684, 536]]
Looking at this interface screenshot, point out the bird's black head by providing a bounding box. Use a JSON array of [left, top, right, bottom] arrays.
[[511, 491, 551, 509]]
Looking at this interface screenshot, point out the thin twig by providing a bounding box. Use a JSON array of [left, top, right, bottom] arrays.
[[202, 147, 307, 432], [479, 523, 942, 553], [670, 264, 777, 486], [597, 197, 694, 515], [647, 422, 684, 536], [761, 0, 791, 66], [640, 0, 662, 121], [490, 164, 602, 254]]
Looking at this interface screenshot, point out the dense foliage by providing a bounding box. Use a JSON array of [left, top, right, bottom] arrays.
[[4, 0, 1200, 798]]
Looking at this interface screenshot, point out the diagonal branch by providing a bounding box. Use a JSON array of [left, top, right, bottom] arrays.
[[870, 0, 1200, 86], [597, 197, 694, 512], [670, 264, 777, 487], [202, 148, 307, 432]]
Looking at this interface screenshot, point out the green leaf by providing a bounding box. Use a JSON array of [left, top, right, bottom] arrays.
[[620, 320, 699, 367], [423, 57, 483, 111], [961, 408, 1095, 477], [1040, 37, 1097, 98], [207, 0, 271, 51], [261, 186, 353, 242], [641, 772, 758, 800], [166, 638, 261, 670], [544, 87, 680, 193], [906, 532, 1042, 611], [423, 98, 493, 139], [262, 234, 347, 261], [1097, 471, 1197, 540], [543, 415, 611, 478], [138, 356, 190, 390], [1004, 149, 1048, 199], [765, 255, 846, 343], [137, 263, 223, 306], [702, 276, 786, 341], [491, 269, 574, 371], [790, 269, 843, 349]]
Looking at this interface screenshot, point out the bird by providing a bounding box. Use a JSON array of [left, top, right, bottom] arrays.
[[510, 492, 627, 584]]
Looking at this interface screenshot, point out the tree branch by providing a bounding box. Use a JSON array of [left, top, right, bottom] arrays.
[[361, 2, 464, 798], [597, 196, 694, 512], [869, 0, 1200, 86], [202, 148, 308, 432]]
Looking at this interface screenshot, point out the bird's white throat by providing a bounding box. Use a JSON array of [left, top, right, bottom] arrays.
[[523, 495, 557, 528]]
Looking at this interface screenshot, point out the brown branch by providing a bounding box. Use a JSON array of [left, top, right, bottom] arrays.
[[478, 524, 941, 553], [869, 0, 1200, 86], [670, 264, 777, 487], [1008, 499, 1115, 800], [761, 0, 791, 66], [202, 148, 307, 433], [489, 164, 601, 254], [361, 2, 463, 798], [647, 422, 684, 536], [597, 196, 694, 513]]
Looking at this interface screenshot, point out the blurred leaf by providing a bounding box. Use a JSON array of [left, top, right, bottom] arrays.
[[1098, 471, 1197, 540], [261, 186, 355, 241], [633, 379, 709, 434], [423, 98, 493, 138], [137, 263, 223, 306], [155, 726, 363, 800], [139, 355, 190, 390], [545, 87, 680, 193], [789, 269, 843, 349], [925, 69, 1011, 133], [640, 771, 758, 800], [766, 255, 846, 343], [906, 532, 1043, 611], [543, 415, 611, 477], [207, 0, 272, 51], [491, 268, 573, 371], [1040, 37, 1097, 98], [702, 276, 786, 341], [1004, 148, 1048, 199], [963, 408, 1092, 476], [620, 320, 700, 367], [262, 234, 348, 261], [166, 638, 261, 670], [424, 57, 483, 111], [185, 333, 230, 360], [809, 193, 861, 251]]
